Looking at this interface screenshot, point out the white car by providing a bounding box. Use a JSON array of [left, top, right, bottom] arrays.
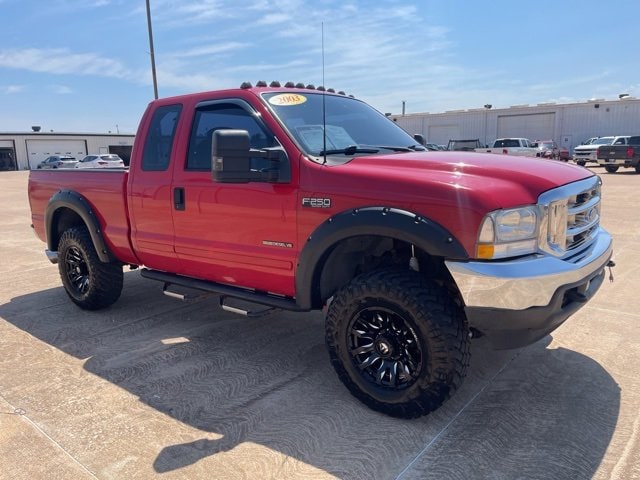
[[75, 154, 125, 169]]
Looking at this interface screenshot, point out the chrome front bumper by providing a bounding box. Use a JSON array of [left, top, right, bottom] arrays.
[[445, 229, 613, 311]]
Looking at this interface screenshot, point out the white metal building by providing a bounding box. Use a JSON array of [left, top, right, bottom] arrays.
[[0, 131, 135, 171], [392, 97, 640, 152]]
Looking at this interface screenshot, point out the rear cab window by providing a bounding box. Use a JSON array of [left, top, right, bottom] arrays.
[[142, 104, 182, 171]]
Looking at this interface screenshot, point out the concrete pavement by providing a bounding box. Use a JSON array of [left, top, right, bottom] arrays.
[[0, 169, 638, 479]]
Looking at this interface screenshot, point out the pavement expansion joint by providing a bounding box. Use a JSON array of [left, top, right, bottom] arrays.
[[394, 350, 522, 480]]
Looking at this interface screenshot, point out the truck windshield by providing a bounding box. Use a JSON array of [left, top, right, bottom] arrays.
[[262, 92, 423, 160], [592, 137, 615, 145]]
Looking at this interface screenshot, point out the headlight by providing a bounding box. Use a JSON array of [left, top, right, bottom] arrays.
[[476, 206, 539, 259]]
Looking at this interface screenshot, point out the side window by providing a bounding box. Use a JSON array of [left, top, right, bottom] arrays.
[[142, 104, 182, 171], [186, 103, 277, 171]]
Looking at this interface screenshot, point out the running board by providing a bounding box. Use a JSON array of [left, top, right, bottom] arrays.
[[219, 296, 277, 318], [140, 268, 307, 313]]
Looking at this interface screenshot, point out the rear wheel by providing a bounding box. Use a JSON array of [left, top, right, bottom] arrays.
[[58, 226, 123, 310], [325, 270, 470, 418], [635, 164, 640, 174], [605, 165, 619, 173]]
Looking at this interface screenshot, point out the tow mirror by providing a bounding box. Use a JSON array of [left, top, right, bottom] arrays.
[[211, 129, 252, 183], [211, 129, 290, 183], [413, 134, 426, 146]]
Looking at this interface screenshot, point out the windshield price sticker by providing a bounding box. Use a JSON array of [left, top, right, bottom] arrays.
[[268, 94, 307, 106]]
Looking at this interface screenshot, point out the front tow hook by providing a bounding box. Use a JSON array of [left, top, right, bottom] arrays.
[[607, 260, 616, 283]]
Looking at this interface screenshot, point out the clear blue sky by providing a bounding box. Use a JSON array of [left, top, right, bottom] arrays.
[[1, 0, 638, 133]]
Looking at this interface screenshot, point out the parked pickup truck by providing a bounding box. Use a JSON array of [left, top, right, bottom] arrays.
[[596, 135, 640, 173], [476, 138, 538, 157], [446, 138, 483, 151], [573, 136, 629, 166], [28, 82, 614, 418]]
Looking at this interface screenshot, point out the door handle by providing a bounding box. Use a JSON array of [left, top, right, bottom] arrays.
[[173, 187, 185, 211]]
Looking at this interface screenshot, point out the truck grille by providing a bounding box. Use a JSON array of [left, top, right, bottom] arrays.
[[538, 176, 601, 259]]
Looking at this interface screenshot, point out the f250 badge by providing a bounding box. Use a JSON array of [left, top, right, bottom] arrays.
[[302, 197, 331, 208]]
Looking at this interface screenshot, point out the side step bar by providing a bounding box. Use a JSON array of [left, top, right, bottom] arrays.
[[140, 268, 308, 313]]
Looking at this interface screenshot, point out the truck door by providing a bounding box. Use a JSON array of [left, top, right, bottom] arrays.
[[170, 99, 298, 297], [128, 103, 182, 271]]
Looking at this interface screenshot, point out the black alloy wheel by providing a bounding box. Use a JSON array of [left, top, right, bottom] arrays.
[[326, 270, 470, 418], [58, 226, 123, 310], [348, 306, 422, 389], [64, 245, 91, 295]]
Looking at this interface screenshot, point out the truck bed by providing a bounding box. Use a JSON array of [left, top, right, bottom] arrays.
[[28, 169, 138, 264]]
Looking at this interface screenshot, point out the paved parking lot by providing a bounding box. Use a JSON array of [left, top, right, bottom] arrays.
[[1, 168, 638, 479]]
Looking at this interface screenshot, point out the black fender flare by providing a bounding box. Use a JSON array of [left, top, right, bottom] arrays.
[[295, 206, 468, 309], [45, 190, 115, 263]]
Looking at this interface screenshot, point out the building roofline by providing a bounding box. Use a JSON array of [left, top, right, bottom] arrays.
[[393, 97, 640, 117], [0, 132, 135, 137]]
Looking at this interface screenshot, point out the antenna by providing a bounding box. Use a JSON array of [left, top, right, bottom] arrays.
[[322, 22, 327, 165]]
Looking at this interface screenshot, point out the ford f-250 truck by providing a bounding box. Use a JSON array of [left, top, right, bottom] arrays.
[[28, 81, 614, 418], [596, 135, 640, 173]]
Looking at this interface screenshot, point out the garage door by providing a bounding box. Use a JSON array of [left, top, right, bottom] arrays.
[[26, 139, 87, 169], [428, 125, 461, 146], [497, 113, 555, 142]]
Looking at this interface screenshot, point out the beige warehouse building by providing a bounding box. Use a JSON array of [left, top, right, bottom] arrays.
[[0, 130, 135, 170], [392, 97, 640, 152]]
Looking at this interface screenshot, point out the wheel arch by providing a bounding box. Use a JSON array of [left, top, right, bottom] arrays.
[[295, 207, 468, 309], [45, 190, 115, 263]]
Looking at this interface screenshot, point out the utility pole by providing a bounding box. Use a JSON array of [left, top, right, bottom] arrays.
[[145, 0, 159, 99]]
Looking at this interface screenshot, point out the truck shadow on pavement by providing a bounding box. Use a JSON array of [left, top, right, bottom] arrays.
[[0, 271, 621, 479]]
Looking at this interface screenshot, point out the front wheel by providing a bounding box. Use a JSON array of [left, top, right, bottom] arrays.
[[605, 165, 619, 173], [325, 270, 470, 418], [576, 160, 586, 166], [58, 226, 123, 310]]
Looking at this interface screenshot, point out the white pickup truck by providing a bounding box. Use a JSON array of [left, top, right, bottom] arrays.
[[476, 138, 538, 157], [573, 136, 629, 166]]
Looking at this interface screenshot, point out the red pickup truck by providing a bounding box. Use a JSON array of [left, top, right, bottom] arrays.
[[29, 82, 614, 418]]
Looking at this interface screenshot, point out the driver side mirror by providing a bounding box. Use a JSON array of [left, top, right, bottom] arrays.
[[413, 134, 426, 146], [211, 129, 290, 183], [211, 129, 251, 183]]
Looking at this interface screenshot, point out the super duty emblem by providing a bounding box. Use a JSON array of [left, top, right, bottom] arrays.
[[302, 197, 331, 208]]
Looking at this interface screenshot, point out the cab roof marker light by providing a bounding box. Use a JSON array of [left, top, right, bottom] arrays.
[[269, 81, 281, 87], [240, 82, 252, 89], [295, 83, 305, 88], [256, 80, 268, 87], [284, 81, 295, 88]]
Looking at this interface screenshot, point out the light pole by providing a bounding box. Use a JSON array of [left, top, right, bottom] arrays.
[[145, 0, 159, 100], [483, 104, 492, 147]]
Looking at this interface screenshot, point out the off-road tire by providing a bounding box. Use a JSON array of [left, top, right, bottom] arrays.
[[58, 226, 123, 310], [604, 165, 619, 173], [325, 270, 470, 418]]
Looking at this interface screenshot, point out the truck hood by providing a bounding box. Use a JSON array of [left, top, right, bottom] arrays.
[[340, 151, 592, 211], [574, 145, 599, 151]]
